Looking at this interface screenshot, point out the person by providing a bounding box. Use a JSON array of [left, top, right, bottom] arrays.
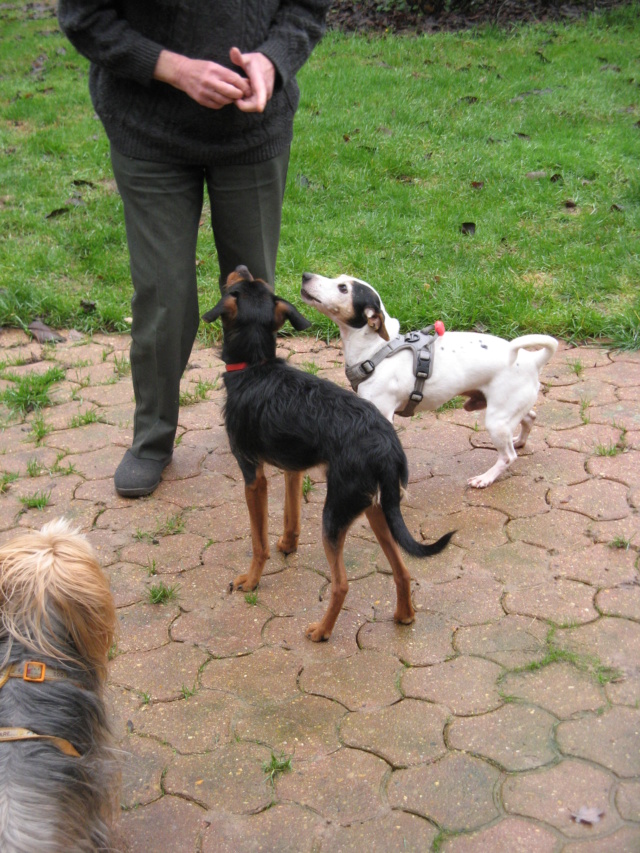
[[57, 1, 331, 497]]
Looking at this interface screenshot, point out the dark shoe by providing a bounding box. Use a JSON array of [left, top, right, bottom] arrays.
[[114, 450, 172, 498]]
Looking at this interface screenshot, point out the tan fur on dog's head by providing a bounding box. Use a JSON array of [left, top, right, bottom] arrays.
[[0, 519, 115, 680]]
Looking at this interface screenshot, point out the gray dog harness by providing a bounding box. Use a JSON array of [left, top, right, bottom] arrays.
[[345, 324, 440, 417]]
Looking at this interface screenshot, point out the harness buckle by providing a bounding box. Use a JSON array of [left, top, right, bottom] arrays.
[[410, 391, 423, 404], [404, 332, 420, 344], [23, 662, 46, 682], [361, 360, 376, 376], [416, 351, 431, 380]]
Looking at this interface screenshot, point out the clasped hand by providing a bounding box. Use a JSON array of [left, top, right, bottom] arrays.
[[156, 47, 275, 113]]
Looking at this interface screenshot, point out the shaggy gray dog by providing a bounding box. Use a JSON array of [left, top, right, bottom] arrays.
[[0, 520, 117, 852]]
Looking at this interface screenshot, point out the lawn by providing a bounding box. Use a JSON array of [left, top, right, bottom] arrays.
[[1, 3, 638, 347]]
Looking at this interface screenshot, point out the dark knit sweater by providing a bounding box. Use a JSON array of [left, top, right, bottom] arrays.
[[57, 0, 330, 165]]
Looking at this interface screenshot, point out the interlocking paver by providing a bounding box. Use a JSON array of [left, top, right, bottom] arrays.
[[453, 614, 548, 668], [439, 817, 558, 852], [388, 752, 501, 831], [201, 803, 327, 853], [448, 702, 558, 770], [275, 748, 389, 824], [1, 329, 639, 852], [557, 705, 640, 777], [402, 655, 503, 715], [502, 758, 621, 838], [340, 698, 449, 767], [500, 661, 606, 718], [504, 577, 598, 624], [359, 611, 456, 665], [300, 650, 403, 710], [130, 689, 243, 754], [234, 694, 346, 760], [325, 811, 438, 852], [164, 742, 274, 812]]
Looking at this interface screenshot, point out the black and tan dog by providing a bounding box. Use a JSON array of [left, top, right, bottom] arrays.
[[203, 266, 453, 641]]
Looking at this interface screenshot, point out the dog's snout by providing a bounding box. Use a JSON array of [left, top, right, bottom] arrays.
[[302, 272, 313, 283]]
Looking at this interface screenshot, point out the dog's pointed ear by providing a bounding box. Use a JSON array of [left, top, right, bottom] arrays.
[[273, 298, 312, 332], [202, 294, 238, 324], [364, 306, 390, 341]]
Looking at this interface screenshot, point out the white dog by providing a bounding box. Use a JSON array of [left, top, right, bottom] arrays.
[[301, 273, 558, 488]]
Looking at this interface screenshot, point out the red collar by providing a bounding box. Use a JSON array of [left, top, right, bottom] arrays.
[[226, 362, 249, 372]]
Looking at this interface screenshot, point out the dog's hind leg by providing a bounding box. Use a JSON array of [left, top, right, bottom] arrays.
[[305, 528, 349, 642], [278, 470, 303, 555], [233, 464, 270, 591], [365, 504, 415, 624], [468, 419, 517, 489], [514, 409, 536, 449]]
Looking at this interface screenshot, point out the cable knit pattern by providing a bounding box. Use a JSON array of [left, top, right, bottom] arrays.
[[57, 0, 330, 165]]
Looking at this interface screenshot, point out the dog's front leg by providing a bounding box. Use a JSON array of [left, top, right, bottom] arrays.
[[365, 505, 415, 624], [278, 470, 303, 555], [232, 465, 270, 591], [306, 529, 349, 642]]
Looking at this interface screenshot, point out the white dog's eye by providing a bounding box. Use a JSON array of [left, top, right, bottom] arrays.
[[338, 283, 348, 293]]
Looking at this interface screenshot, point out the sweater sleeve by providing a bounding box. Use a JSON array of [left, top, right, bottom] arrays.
[[256, 0, 332, 89], [57, 0, 163, 86]]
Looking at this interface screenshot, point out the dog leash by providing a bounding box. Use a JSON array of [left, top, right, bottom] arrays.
[[345, 321, 445, 417], [0, 726, 81, 757]]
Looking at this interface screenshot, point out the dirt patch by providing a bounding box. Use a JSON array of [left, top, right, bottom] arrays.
[[327, 0, 633, 33]]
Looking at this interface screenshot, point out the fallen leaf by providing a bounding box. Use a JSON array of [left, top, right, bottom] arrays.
[[550, 173, 563, 183], [514, 132, 531, 140], [471, 181, 484, 189], [45, 207, 69, 219], [564, 199, 577, 209], [28, 321, 64, 343], [80, 299, 96, 313], [571, 806, 604, 826], [460, 95, 478, 104], [526, 170, 547, 180], [610, 203, 624, 212]]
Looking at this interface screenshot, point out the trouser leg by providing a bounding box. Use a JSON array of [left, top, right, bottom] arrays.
[[205, 149, 290, 289], [110, 147, 203, 461]]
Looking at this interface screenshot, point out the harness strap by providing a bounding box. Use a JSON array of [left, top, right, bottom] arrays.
[[345, 325, 438, 417], [0, 726, 81, 757]]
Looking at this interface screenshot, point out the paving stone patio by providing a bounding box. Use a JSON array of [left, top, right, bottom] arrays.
[[0, 326, 639, 852]]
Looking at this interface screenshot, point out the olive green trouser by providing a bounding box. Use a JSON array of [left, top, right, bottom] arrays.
[[110, 146, 290, 461]]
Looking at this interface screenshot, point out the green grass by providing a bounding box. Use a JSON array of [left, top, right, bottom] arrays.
[[1, 5, 639, 347], [147, 581, 180, 605], [262, 751, 292, 784], [19, 489, 51, 509], [0, 367, 66, 415]]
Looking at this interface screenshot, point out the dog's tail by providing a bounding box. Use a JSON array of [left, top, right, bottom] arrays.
[[508, 335, 558, 370], [379, 476, 454, 558]]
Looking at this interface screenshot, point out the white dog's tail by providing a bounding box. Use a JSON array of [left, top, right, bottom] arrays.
[[508, 335, 558, 369]]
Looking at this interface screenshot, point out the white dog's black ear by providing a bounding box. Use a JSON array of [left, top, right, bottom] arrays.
[[364, 307, 390, 341]]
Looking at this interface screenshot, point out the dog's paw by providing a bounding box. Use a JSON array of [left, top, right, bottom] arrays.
[[277, 534, 298, 555], [467, 474, 493, 489], [230, 573, 258, 592], [394, 609, 415, 625], [305, 622, 331, 642]]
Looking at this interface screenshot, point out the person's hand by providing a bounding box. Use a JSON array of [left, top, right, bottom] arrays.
[[229, 47, 275, 113], [154, 50, 250, 109]]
